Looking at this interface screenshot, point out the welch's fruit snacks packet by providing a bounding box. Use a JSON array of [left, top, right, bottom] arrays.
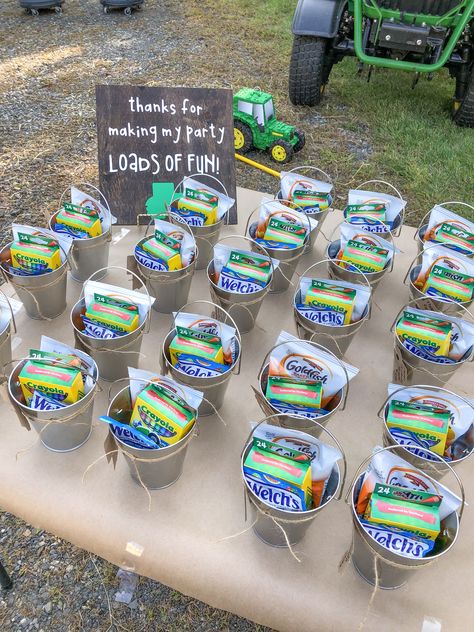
[[345, 187, 406, 233], [359, 519, 435, 559], [280, 171, 334, 213], [413, 245, 474, 304], [423, 205, 474, 257], [268, 331, 359, 407], [297, 276, 371, 326]]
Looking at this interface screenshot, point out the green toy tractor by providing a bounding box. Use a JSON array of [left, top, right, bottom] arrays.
[[289, 0, 474, 125], [233, 88, 305, 163]]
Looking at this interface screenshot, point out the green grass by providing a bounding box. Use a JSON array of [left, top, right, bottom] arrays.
[[198, 0, 474, 222]]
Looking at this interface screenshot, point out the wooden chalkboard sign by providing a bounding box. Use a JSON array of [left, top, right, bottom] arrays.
[[96, 85, 237, 225]]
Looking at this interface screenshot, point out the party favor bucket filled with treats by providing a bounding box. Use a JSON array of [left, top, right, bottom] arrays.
[[241, 415, 345, 548], [0, 225, 72, 320], [347, 446, 464, 589], [49, 183, 114, 283], [293, 259, 372, 356], [168, 174, 235, 270], [392, 304, 474, 387], [104, 368, 202, 490], [343, 179, 407, 240], [405, 244, 474, 316], [0, 290, 16, 374], [246, 199, 315, 293], [254, 331, 358, 437], [207, 236, 276, 333], [8, 337, 99, 452], [162, 300, 241, 416], [277, 166, 335, 250], [415, 202, 474, 259], [71, 267, 154, 382], [134, 215, 197, 313], [326, 222, 398, 292], [378, 383, 474, 480]]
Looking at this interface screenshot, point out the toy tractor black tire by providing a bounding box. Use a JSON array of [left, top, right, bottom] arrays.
[[293, 128, 306, 152], [269, 140, 294, 164], [289, 35, 331, 106], [234, 120, 253, 154], [453, 64, 474, 127]]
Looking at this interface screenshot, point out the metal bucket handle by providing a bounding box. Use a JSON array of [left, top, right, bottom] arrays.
[[244, 199, 312, 246], [277, 165, 336, 210], [80, 265, 153, 334], [241, 413, 347, 500], [413, 201, 474, 239], [0, 288, 17, 335], [212, 233, 277, 283], [257, 339, 351, 410], [169, 173, 230, 225], [343, 445, 466, 521], [354, 179, 405, 237], [377, 384, 474, 420], [172, 298, 243, 375]]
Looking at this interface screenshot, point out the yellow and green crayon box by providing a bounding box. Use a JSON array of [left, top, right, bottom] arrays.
[[387, 399, 450, 456], [142, 230, 182, 271], [85, 294, 139, 334], [11, 233, 61, 273], [422, 265, 474, 303], [18, 360, 84, 405], [305, 280, 356, 325], [169, 326, 224, 365], [56, 203, 102, 238], [341, 239, 389, 273], [396, 311, 452, 357]]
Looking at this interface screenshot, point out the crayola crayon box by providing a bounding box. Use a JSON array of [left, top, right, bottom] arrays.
[[129, 382, 196, 446], [422, 265, 474, 303], [177, 188, 218, 226], [10, 233, 61, 274], [84, 294, 139, 335], [340, 239, 389, 273], [226, 251, 272, 285], [396, 311, 452, 357], [263, 217, 306, 248], [365, 487, 440, 540], [386, 400, 450, 456], [55, 203, 102, 238], [29, 348, 82, 369], [265, 376, 322, 409], [305, 280, 356, 325], [169, 326, 225, 366], [141, 230, 182, 271], [18, 360, 84, 405], [243, 444, 313, 511]]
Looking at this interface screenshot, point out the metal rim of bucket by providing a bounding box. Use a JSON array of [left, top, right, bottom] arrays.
[[346, 445, 464, 565], [161, 298, 243, 383], [377, 384, 474, 468], [292, 258, 373, 343], [350, 179, 406, 238], [390, 301, 474, 368], [241, 413, 347, 518], [275, 165, 336, 216]]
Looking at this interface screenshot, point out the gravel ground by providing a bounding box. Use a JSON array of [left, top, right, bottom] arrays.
[[0, 0, 283, 629]]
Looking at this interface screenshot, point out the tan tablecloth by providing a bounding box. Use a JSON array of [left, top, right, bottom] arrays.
[[1, 188, 472, 632]]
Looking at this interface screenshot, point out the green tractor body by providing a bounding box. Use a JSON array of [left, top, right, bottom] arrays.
[[233, 88, 305, 163]]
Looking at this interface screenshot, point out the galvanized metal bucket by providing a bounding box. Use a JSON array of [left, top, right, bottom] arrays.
[[276, 166, 336, 253], [241, 414, 346, 547], [254, 339, 350, 437], [8, 356, 99, 452], [348, 179, 406, 241], [161, 300, 242, 416], [326, 222, 396, 292], [292, 259, 372, 356], [71, 266, 152, 382], [107, 384, 195, 489], [391, 303, 474, 387], [347, 446, 464, 589], [134, 214, 197, 314], [50, 182, 113, 283], [378, 385, 474, 480], [414, 201, 474, 258], [0, 290, 16, 375], [246, 200, 311, 293], [0, 234, 69, 320], [168, 174, 231, 271], [207, 235, 274, 334], [404, 243, 474, 316]]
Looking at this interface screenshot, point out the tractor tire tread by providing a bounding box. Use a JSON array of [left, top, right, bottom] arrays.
[[453, 68, 474, 127], [234, 120, 253, 154], [289, 35, 327, 106]]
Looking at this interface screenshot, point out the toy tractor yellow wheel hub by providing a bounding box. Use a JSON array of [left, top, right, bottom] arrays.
[[271, 144, 287, 162], [234, 128, 245, 150]]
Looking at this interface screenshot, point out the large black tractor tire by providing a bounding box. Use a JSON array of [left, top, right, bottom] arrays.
[[289, 35, 331, 106], [234, 120, 253, 153], [453, 64, 474, 127]]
